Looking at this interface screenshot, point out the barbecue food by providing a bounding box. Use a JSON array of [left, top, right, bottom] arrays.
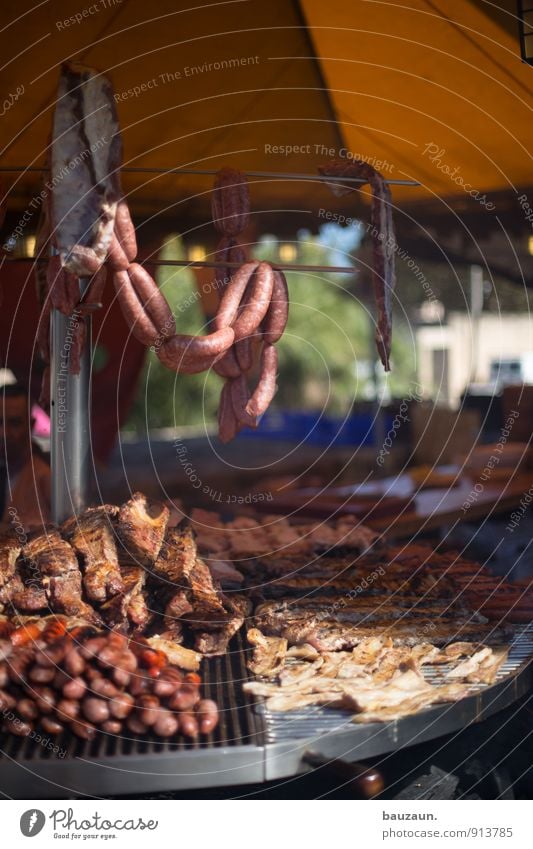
[[253, 594, 508, 651], [22, 529, 97, 621], [62, 506, 123, 602], [117, 492, 169, 566], [244, 634, 509, 723], [0, 620, 216, 740], [247, 628, 288, 677], [50, 62, 121, 276], [100, 566, 151, 631], [0, 534, 23, 611], [193, 594, 251, 655], [319, 159, 395, 370]]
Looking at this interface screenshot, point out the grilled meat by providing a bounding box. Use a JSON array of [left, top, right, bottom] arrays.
[[62, 506, 123, 603], [247, 628, 288, 677], [193, 594, 251, 655], [0, 533, 23, 610], [22, 529, 97, 620], [100, 566, 152, 631], [117, 492, 169, 566], [151, 524, 229, 632]]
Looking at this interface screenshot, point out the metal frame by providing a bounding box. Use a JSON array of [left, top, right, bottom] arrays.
[[0, 632, 530, 798], [518, 0, 533, 64]]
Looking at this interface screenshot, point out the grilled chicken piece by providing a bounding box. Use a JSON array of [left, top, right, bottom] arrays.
[[247, 628, 288, 677], [62, 506, 123, 603], [100, 566, 152, 631], [22, 529, 98, 620], [145, 636, 200, 671], [117, 492, 169, 566]]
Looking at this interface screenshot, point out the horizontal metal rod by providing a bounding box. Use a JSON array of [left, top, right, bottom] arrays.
[[0, 165, 420, 186], [4, 256, 358, 274]]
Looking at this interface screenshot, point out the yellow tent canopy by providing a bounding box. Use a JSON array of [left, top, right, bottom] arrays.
[[1, 0, 531, 248]]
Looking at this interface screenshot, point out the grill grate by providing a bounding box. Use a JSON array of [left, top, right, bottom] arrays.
[[0, 628, 531, 796], [0, 632, 262, 763]]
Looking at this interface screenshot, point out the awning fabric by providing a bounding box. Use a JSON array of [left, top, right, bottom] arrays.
[[2, 0, 531, 230]]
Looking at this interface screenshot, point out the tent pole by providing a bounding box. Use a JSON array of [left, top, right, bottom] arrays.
[[50, 274, 91, 524]]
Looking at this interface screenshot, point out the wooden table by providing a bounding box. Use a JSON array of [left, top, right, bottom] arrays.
[[366, 472, 533, 538]]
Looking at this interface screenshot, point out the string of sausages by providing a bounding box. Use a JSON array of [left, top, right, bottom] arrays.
[[36, 167, 289, 443], [318, 159, 396, 371]]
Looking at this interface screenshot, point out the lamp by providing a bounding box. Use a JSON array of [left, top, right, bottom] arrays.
[[279, 243, 297, 262]]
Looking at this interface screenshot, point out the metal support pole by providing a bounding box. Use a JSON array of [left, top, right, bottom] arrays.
[[50, 277, 91, 524]]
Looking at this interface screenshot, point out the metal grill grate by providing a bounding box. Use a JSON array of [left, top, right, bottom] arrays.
[[0, 628, 531, 796]]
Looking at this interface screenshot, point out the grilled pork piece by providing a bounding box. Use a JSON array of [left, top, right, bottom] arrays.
[[62, 506, 123, 602], [117, 492, 169, 566], [193, 594, 251, 655], [152, 524, 229, 629], [100, 566, 152, 631], [253, 597, 508, 651], [22, 530, 97, 620]]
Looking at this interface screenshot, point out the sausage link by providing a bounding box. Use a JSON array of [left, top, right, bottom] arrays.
[[64, 648, 85, 677], [40, 716, 64, 736], [128, 263, 175, 338], [56, 699, 80, 721], [82, 696, 110, 725], [101, 719, 122, 735], [235, 337, 253, 372], [214, 238, 248, 300], [109, 693, 134, 719], [126, 714, 148, 735], [167, 683, 200, 711], [262, 269, 289, 343], [113, 270, 159, 346], [153, 709, 179, 738], [177, 710, 199, 739], [153, 667, 183, 698], [4, 717, 33, 737], [246, 343, 278, 418], [70, 718, 97, 740], [229, 375, 258, 429], [106, 232, 130, 271], [17, 698, 39, 721], [115, 199, 137, 261], [232, 262, 274, 342], [195, 699, 219, 734], [213, 261, 259, 330], [212, 168, 250, 236], [217, 381, 240, 444], [213, 346, 241, 379], [136, 694, 160, 727], [156, 327, 234, 371], [29, 665, 55, 684]]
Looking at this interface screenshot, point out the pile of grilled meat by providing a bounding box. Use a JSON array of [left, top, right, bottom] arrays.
[[0, 492, 249, 657], [0, 491, 250, 743]]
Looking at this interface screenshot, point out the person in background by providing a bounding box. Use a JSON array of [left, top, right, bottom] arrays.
[[0, 383, 51, 527]]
